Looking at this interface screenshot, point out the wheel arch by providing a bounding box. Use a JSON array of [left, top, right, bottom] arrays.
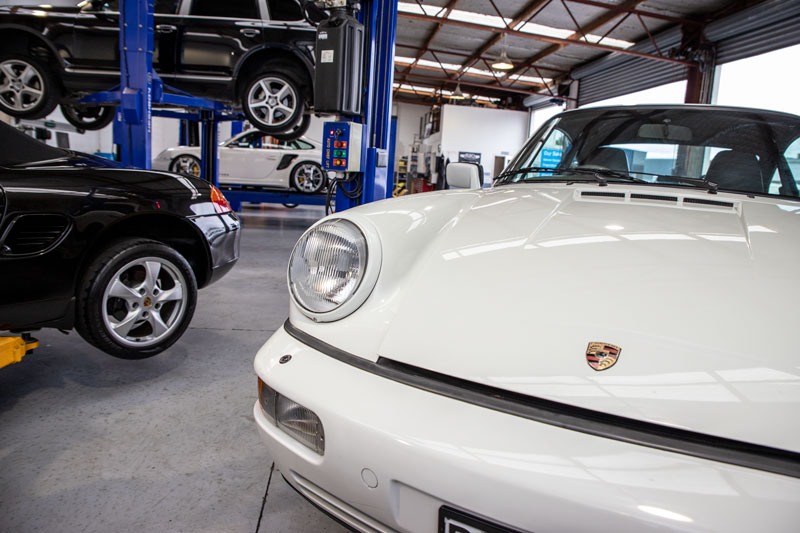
[[234, 45, 313, 101], [78, 213, 213, 292], [0, 25, 64, 68]]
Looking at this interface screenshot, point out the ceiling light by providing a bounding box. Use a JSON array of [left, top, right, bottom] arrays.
[[492, 50, 514, 70], [492, 34, 514, 70], [450, 83, 466, 100]]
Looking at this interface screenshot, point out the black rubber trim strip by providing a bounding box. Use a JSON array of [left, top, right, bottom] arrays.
[[284, 320, 800, 479]]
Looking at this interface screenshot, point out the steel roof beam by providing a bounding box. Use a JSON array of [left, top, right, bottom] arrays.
[[504, 0, 648, 81], [396, 42, 570, 74], [402, 0, 460, 74], [564, 0, 701, 25], [452, 0, 552, 78], [398, 60, 545, 87], [399, 11, 695, 66], [395, 70, 540, 95]]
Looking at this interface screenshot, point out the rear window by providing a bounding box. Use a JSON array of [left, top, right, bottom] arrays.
[[190, 0, 259, 19], [267, 0, 303, 21], [0, 122, 68, 167]]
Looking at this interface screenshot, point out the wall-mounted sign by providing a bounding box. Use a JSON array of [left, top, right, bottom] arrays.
[[458, 151, 481, 164]]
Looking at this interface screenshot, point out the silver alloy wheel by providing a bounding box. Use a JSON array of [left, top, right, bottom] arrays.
[[294, 163, 324, 192], [101, 256, 188, 348], [247, 76, 298, 128], [172, 155, 201, 177], [0, 59, 45, 112]]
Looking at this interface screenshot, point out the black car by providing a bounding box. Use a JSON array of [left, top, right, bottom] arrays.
[[0, 121, 241, 358], [0, 0, 316, 135]]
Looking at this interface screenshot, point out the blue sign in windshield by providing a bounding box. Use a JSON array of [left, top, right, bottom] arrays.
[[541, 149, 563, 169]]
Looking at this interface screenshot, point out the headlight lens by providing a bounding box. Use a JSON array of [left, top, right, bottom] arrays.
[[289, 219, 367, 314]]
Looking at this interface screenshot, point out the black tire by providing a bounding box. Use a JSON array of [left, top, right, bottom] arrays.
[[270, 113, 311, 141], [283, 203, 299, 208], [75, 238, 198, 359], [290, 161, 326, 194], [61, 103, 115, 131], [0, 53, 59, 119], [169, 154, 202, 178], [241, 69, 304, 135]]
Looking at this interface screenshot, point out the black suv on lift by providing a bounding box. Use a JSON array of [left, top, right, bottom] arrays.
[[0, 0, 316, 136]]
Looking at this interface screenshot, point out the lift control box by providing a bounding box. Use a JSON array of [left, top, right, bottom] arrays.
[[322, 121, 363, 172]]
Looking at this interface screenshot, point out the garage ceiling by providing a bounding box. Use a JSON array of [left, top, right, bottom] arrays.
[[392, 0, 764, 107]]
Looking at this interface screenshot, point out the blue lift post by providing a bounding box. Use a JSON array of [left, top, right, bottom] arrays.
[[82, 0, 239, 187], [333, 0, 398, 212], [83, 0, 399, 212]]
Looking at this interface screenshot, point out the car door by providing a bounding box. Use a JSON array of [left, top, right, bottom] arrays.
[[175, 0, 265, 78], [0, 169, 76, 329], [69, 0, 181, 75], [218, 132, 280, 185]]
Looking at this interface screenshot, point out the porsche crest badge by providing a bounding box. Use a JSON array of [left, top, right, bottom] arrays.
[[586, 342, 621, 371]]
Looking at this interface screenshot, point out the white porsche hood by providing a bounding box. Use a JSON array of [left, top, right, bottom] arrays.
[[346, 184, 800, 453]]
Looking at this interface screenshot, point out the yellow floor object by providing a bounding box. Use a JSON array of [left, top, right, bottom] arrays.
[[0, 336, 39, 370]]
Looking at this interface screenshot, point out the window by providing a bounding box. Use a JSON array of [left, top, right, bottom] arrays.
[[499, 107, 800, 198], [232, 132, 264, 148], [768, 136, 800, 195], [154, 0, 180, 14], [81, 0, 118, 12], [267, 0, 303, 21], [190, 0, 259, 19], [530, 128, 570, 170], [290, 139, 314, 150]]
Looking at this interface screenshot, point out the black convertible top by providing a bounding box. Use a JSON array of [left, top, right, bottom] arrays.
[[0, 121, 69, 166]]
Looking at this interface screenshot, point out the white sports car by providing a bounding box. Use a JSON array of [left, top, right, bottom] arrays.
[[153, 131, 329, 193], [253, 105, 800, 532]]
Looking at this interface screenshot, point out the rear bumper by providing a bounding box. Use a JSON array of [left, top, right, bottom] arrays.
[[191, 212, 241, 287], [253, 325, 800, 533]]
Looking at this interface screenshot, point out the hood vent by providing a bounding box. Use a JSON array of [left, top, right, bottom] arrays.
[[578, 189, 739, 212], [1, 214, 70, 256], [683, 197, 735, 208], [580, 191, 625, 199], [630, 193, 678, 203]]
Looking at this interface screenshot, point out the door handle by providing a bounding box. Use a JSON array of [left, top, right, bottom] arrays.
[[157, 24, 177, 34], [240, 28, 260, 37]]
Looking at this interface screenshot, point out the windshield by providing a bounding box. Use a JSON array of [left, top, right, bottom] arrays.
[[498, 106, 800, 198]]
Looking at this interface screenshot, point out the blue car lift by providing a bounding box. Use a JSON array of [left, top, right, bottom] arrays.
[[82, 0, 397, 213]]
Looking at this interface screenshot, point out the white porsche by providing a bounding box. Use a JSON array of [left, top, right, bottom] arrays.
[[254, 105, 800, 532], [153, 130, 329, 193]]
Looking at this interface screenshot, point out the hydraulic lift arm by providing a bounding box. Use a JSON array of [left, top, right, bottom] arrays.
[[0, 334, 39, 370]]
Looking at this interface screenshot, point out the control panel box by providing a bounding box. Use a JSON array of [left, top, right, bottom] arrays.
[[322, 121, 363, 172]]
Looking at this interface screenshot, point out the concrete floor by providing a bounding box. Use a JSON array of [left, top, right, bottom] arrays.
[[0, 205, 348, 533]]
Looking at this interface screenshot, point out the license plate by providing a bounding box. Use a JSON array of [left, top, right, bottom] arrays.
[[439, 506, 521, 533]]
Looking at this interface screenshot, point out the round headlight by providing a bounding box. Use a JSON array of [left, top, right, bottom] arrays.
[[289, 219, 368, 316]]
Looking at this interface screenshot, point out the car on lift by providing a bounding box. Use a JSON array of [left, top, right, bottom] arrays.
[[153, 129, 330, 194], [0, 121, 241, 358], [253, 105, 800, 531], [0, 0, 315, 136]]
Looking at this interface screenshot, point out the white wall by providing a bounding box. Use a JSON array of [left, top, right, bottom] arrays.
[[392, 101, 430, 168], [440, 104, 529, 182]]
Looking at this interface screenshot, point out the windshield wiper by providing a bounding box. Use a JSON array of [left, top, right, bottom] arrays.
[[497, 166, 718, 194], [654, 175, 719, 194], [566, 167, 650, 186]]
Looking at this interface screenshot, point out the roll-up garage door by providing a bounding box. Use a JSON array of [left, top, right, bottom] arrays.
[[572, 0, 800, 107]]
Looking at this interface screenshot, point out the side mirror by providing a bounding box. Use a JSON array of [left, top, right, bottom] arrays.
[[446, 162, 482, 189]]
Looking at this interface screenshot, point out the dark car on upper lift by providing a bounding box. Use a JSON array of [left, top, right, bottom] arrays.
[[0, 121, 241, 358], [0, 0, 316, 137]]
